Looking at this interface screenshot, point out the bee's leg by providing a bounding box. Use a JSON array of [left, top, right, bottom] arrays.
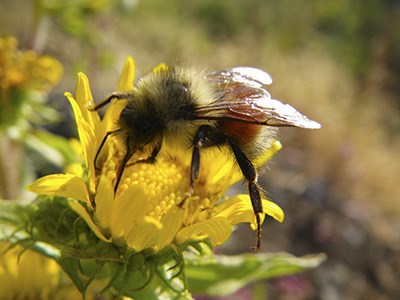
[[114, 139, 134, 194], [227, 139, 263, 251], [94, 129, 122, 171], [88, 92, 131, 111], [126, 140, 162, 167], [179, 125, 212, 208]]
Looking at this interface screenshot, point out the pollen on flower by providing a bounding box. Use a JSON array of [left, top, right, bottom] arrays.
[[148, 194, 180, 220], [148, 187, 157, 198], [123, 177, 132, 187], [153, 185, 162, 194], [105, 169, 116, 183], [102, 152, 189, 219]]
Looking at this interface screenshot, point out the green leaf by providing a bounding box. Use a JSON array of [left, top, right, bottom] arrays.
[[0, 200, 34, 241], [186, 252, 326, 296], [112, 247, 193, 300], [25, 130, 79, 169], [121, 273, 193, 300], [58, 256, 90, 294], [0, 199, 60, 260], [57, 246, 118, 296]]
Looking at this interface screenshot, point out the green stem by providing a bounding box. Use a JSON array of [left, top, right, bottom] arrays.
[[0, 133, 22, 200], [30, 0, 50, 52]]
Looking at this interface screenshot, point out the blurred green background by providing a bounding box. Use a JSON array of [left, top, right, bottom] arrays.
[[1, 0, 399, 299]]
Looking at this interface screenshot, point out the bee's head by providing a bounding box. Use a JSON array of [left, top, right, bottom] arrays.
[[118, 94, 165, 149], [117, 68, 198, 149]]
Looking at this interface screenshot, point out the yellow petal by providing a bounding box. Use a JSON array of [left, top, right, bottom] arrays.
[[102, 97, 126, 133], [64, 162, 84, 178], [202, 148, 239, 186], [65, 93, 97, 187], [151, 63, 169, 73], [69, 200, 111, 242], [94, 176, 115, 229], [262, 198, 285, 223], [75, 72, 99, 129], [118, 56, 135, 92], [175, 217, 231, 246], [125, 216, 163, 252], [215, 194, 284, 230], [156, 207, 185, 251], [100, 57, 135, 132], [254, 140, 282, 167], [110, 185, 149, 238], [214, 195, 258, 226], [65, 92, 94, 160], [26, 174, 90, 206]]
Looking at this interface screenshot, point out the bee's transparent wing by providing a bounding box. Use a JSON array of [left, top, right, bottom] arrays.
[[195, 68, 321, 129], [207, 67, 273, 88]]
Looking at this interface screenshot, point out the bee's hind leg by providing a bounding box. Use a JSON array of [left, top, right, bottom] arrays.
[[227, 139, 264, 251], [177, 124, 264, 250]]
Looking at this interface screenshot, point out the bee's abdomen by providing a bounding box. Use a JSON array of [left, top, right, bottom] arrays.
[[217, 120, 261, 144], [217, 120, 276, 158]]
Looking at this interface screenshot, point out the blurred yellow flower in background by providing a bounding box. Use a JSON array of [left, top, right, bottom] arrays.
[[0, 35, 63, 129], [0, 37, 62, 91], [27, 56, 284, 254], [0, 242, 82, 300]]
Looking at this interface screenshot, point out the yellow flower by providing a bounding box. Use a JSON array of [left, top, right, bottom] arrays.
[[0, 36, 63, 91], [0, 36, 63, 128], [27, 57, 284, 253], [0, 242, 82, 300]]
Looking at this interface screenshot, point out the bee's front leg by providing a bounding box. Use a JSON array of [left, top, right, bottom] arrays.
[[126, 141, 162, 167], [179, 125, 215, 208], [114, 139, 134, 194]]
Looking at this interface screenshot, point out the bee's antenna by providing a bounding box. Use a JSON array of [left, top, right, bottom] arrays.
[[94, 129, 122, 171], [88, 92, 131, 111]]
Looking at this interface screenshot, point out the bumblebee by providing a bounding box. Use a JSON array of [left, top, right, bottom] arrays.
[[89, 66, 321, 249]]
